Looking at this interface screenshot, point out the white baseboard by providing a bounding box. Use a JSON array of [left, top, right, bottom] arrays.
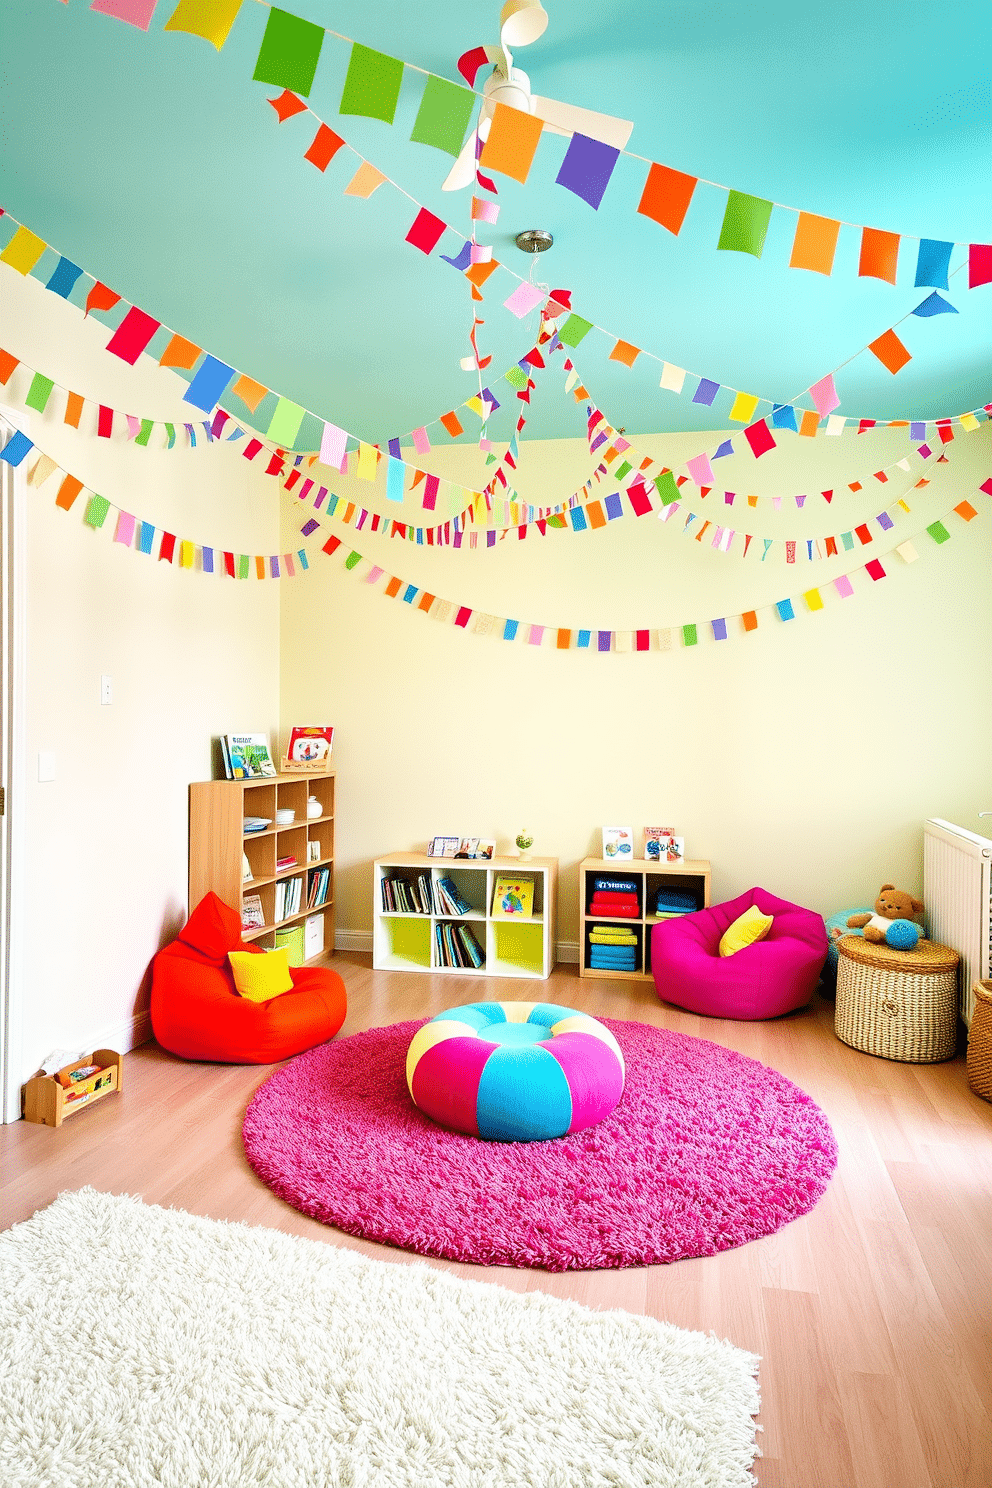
[[334, 931, 580, 964], [92, 1009, 153, 1056]]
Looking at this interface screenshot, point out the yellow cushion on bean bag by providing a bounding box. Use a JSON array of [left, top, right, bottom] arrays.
[[718, 905, 774, 958], [228, 947, 294, 1001]]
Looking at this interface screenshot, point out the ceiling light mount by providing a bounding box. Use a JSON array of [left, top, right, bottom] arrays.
[[515, 229, 553, 253]]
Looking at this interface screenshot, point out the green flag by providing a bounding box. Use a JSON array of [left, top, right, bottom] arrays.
[[409, 73, 475, 156], [339, 43, 404, 124], [557, 314, 593, 348], [681, 623, 698, 647], [25, 373, 55, 414], [654, 470, 680, 505], [717, 191, 773, 258], [252, 8, 325, 98], [266, 397, 306, 446], [83, 495, 111, 530], [926, 520, 951, 544]]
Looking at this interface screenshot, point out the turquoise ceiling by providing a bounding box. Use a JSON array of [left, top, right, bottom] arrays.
[[1, 0, 989, 445]]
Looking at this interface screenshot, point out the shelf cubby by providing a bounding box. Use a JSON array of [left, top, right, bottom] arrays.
[[579, 856, 711, 981]]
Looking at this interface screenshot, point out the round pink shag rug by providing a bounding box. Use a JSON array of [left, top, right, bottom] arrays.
[[242, 1018, 837, 1271]]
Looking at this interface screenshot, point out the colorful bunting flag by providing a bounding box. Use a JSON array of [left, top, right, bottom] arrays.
[[252, 7, 325, 98], [405, 208, 446, 254], [339, 43, 404, 124], [45, 257, 83, 299], [266, 397, 305, 445], [503, 282, 545, 319], [659, 363, 686, 394], [0, 227, 47, 276], [304, 124, 344, 171], [859, 227, 900, 285], [868, 329, 911, 374], [717, 192, 773, 258], [268, 87, 308, 122], [744, 419, 776, 458], [409, 73, 475, 157], [636, 163, 697, 235], [912, 292, 957, 317], [344, 162, 387, 197], [89, 0, 158, 29], [609, 340, 640, 368], [692, 378, 720, 407], [85, 282, 121, 317], [729, 392, 760, 424], [914, 239, 952, 289], [106, 306, 161, 365], [159, 334, 201, 369], [479, 102, 543, 184], [969, 244, 992, 288], [555, 134, 620, 210], [183, 355, 235, 411], [789, 213, 840, 276], [163, 0, 245, 50]]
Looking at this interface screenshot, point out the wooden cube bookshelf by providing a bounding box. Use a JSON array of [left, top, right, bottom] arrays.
[[579, 856, 711, 981], [189, 772, 334, 963], [373, 853, 557, 980]]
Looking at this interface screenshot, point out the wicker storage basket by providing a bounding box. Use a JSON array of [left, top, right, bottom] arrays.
[[835, 935, 959, 1063], [966, 979, 992, 1101]]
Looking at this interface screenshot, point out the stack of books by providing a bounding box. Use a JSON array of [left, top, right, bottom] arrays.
[[434, 921, 485, 969], [380, 873, 432, 914], [307, 866, 331, 909], [588, 877, 640, 919], [434, 876, 473, 916], [654, 888, 699, 919], [274, 876, 303, 922], [588, 924, 639, 973]]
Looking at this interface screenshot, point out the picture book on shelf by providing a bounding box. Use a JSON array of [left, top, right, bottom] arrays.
[[286, 726, 334, 764], [492, 874, 535, 918], [664, 836, 686, 863], [241, 893, 265, 931], [643, 827, 675, 861], [602, 827, 634, 861], [226, 734, 277, 779]]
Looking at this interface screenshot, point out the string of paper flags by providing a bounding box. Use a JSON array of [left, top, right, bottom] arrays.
[[85, 0, 992, 293], [307, 485, 990, 652], [3, 200, 988, 500], [4, 408, 987, 655]]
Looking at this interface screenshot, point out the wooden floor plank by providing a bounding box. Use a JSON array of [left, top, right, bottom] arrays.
[[3, 959, 991, 1487]]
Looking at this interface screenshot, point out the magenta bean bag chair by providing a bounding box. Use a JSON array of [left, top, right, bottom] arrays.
[[651, 886, 827, 1020]]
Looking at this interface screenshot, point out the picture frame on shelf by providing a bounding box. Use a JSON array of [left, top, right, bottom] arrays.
[[474, 839, 496, 860], [428, 836, 460, 858], [664, 837, 686, 863], [226, 734, 277, 780], [643, 827, 675, 861], [602, 826, 634, 861], [281, 725, 334, 773]]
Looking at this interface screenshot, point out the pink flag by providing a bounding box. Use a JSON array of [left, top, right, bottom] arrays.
[[833, 575, 855, 599], [90, 0, 158, 28], [808, 374, 840, 418], [503, 282, 545, 318], [686, 453, 714, 487], [319, 421, 347, 471], [471, 197, 500, 224], [113, 511, 136, 545], [412, 427, 431, 454]]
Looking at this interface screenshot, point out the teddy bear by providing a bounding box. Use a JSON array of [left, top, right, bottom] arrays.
[[846, 885, 925, 949]]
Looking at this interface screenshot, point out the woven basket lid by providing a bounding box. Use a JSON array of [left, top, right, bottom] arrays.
[[837, 934, 959, 973]]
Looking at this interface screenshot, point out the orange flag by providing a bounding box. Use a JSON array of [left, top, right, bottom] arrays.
[[479, 103, 543, 184], [159, 334, 201, 370], [636, 163, 698, 235], [868, 329, 911, 374], [859, 228, 900, 285], [789, 213, 840, 276]]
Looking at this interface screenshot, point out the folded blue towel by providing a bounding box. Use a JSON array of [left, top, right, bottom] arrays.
[[594, 877, 639, 894], [590, 950, 638, 966], [655, 890, 696, 912]]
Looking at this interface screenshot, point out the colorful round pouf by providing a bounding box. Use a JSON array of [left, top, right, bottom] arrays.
[[406, 1001, 625, 1141]]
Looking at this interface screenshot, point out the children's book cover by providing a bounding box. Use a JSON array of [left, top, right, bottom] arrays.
[[287, 726, 334, 763], [643, 827, 675, 861], [602, 827, 634, 860], [226, 734, 277, 779], [492, 875, 535, 917]]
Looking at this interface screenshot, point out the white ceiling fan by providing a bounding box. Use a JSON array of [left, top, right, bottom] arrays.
[[442, 0, 634, 191]]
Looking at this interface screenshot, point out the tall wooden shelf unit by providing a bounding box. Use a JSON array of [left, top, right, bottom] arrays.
[[579, 856, 711, 982], [189, 772, 335, 963], [373, 853, 558, 980]]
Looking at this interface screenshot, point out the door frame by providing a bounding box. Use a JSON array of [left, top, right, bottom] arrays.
[[0, 405, 28, 1123]]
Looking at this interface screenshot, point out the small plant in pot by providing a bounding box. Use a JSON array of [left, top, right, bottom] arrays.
[[515, 830, 534, 861]]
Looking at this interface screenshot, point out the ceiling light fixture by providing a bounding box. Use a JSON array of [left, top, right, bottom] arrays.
[[515, 229, 553, 253]]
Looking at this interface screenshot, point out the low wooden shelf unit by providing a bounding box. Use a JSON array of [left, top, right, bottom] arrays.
[[373, 853, 558, 980], [579, 856, 711, 981]]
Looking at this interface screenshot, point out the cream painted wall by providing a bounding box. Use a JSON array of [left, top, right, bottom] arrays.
[[280, 413, 992, 948], [3, 273, 280, 1082]]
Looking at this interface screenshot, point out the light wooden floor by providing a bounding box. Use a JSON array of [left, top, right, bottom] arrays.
[[3, 956, 990, 1488]]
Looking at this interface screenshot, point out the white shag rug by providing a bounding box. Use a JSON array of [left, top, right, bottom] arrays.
[[0, 1189, 760, 1488]]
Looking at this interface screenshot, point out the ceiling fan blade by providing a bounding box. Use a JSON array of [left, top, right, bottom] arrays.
[[531, 95, 634, 151], [440, 116, 492, 192]]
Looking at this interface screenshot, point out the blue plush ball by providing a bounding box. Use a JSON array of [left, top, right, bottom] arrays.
[[885, 919, 919, 951]]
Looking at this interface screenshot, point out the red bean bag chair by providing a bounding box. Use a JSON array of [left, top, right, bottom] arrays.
[[651, 886, 827, 1020], [150, 892, 346, 1062]]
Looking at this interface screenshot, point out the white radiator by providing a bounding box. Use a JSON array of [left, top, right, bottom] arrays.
[[923, 819, 992, 1028]]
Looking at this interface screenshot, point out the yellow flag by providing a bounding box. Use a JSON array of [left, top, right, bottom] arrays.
[[729, 392, 760, 424], [803, 588, 824, 612], [959, 412, 980, 432], [179, 540, 196, 569], [163, 0, 244, 50], [0, 227, 47, 276], [356, 443, 378, 480]]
